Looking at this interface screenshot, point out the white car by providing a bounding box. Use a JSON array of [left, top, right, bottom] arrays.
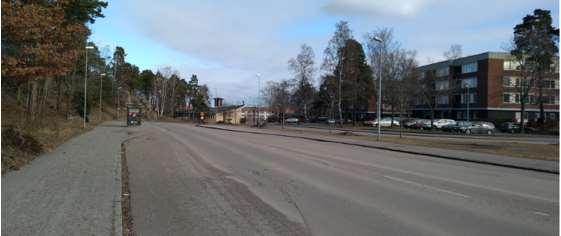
[[370, 118, 399, 127], [432, 119, 456, 129], [285, 118, 299, 123]]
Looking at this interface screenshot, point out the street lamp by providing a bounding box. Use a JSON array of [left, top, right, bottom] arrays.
[[84, 45, 95, 128], [373, 36, 383, 141], [256, 73, 261, 126], [99, 73, 106, 121], [464, 83, 470, 122]]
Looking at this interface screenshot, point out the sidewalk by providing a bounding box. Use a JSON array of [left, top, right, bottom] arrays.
[[199, 124, 559, 174], [2, 121, 128, 236]]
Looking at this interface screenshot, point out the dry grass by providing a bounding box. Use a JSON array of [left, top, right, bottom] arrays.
[[1, 95, 119, 173]]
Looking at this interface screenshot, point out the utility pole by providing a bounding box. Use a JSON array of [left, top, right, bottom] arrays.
[[465, 84, 470, 122], [373, 36, 384, 141], [256, 73, 261, 127], [99, 73, 106, 121], [84, 45, 94, 128]]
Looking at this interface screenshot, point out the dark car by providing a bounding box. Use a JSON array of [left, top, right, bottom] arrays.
[[460, 121, 495, 135], [442, 121, 472, 133], [499, 122, 537, 133]]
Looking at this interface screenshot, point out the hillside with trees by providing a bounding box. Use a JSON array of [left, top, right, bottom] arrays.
[[1, 0, 210, 173]]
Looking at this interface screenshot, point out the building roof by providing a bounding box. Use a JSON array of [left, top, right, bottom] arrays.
[[417, 51, 513, 72], [210, 105, 244, 113]]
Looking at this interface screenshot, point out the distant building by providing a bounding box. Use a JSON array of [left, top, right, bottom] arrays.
[[412, 52, 559, 123], [208, 97, 244, 124]]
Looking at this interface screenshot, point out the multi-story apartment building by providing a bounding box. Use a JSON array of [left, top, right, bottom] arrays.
[[412, 52, 559, 123]]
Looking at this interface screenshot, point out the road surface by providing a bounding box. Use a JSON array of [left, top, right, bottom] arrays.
[[125, 122, 558, 235]]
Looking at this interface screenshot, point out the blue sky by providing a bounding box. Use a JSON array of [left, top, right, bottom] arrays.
[[90, 0, 559, 104]]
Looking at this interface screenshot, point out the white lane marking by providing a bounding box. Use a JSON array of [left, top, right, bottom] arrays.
[[534, 211, 550, 217], [384, 175, 471, 199]]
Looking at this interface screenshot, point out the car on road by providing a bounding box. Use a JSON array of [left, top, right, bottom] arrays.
[[458, 121, 496, 135], [432, 119, 456, 129], [285, 117, 299, 124]]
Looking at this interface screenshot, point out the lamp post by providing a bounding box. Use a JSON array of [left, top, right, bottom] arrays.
[[256, 73, 261, 127], [99, 73, 106, 121], [338, 55, 344, 127], [373, 36, 383, 141], [464, 83, 470, 122], [84, 45, 95, 128]]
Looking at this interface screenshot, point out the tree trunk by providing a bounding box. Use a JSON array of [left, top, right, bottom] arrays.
[[538, 79, 545, 125], [520, 101, 526, 134], [30, 80, 39, 122]]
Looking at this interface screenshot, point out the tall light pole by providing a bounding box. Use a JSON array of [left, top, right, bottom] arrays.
[[373, 36, 383, 141], [84, 45, 95, 128], [99, 73, 106, 121], [465, 83, 470, 122], [256, 73, 261, 126]]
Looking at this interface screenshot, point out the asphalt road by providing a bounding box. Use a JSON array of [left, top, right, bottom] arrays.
[[126, 122, 558, 236]]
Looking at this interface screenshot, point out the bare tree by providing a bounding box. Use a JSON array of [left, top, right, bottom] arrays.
[[289, 44, 316, 120], [443, 44, 463, 117]]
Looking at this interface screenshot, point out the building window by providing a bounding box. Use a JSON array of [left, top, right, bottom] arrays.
[[544, 95, 559, 104], [543, 80, 558, 89], [461, 62, 478, 74], [436, 67, 449, 77], [503, 60, 520, 71], [461, 93, 476, 104], [503, 93, 511, 103], [437, 95, 449, 104], [435, 80, 449, 91], [460, 77, 477, 88], [502, 76, 520, 87]]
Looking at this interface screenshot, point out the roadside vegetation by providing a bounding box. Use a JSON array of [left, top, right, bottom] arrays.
[[1, 0, 210, 173], [263, 10, 558, 133]]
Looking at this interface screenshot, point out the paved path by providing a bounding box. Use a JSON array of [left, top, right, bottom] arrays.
[[2, 121, 128, 236], [126, 122, 558, 235]]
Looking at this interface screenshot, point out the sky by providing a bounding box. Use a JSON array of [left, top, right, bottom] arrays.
[[89, 0, 559, 105]]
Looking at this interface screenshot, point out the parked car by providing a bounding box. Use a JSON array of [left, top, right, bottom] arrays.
[[403, 118, 421, 129], [412, 119, 432, 130], [442, 121, 471, 133], [459, 121, 496, 135], [432, 119, 456, 129], [314, 116, 329, 123], [367, 117, 400, 127], [326, 119, 336, 124], [285, 117, 299, 124], [363, 120, 376, 126], [499, 122, 537, 133]]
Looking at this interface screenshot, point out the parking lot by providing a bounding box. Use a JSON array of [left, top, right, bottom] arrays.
[[270, 121, 559, 145]]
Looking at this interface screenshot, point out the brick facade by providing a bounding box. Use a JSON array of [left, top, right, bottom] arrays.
[[411, 52, 559, 123]]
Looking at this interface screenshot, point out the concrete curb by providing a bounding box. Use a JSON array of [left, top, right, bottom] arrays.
[[198, 125, 559, 175]]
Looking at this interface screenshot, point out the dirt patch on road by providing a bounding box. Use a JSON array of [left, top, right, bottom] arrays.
[[121, 142, 135, 236]]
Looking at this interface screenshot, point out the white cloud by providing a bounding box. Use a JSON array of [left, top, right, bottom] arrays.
[[323, 0, 434, 17]]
